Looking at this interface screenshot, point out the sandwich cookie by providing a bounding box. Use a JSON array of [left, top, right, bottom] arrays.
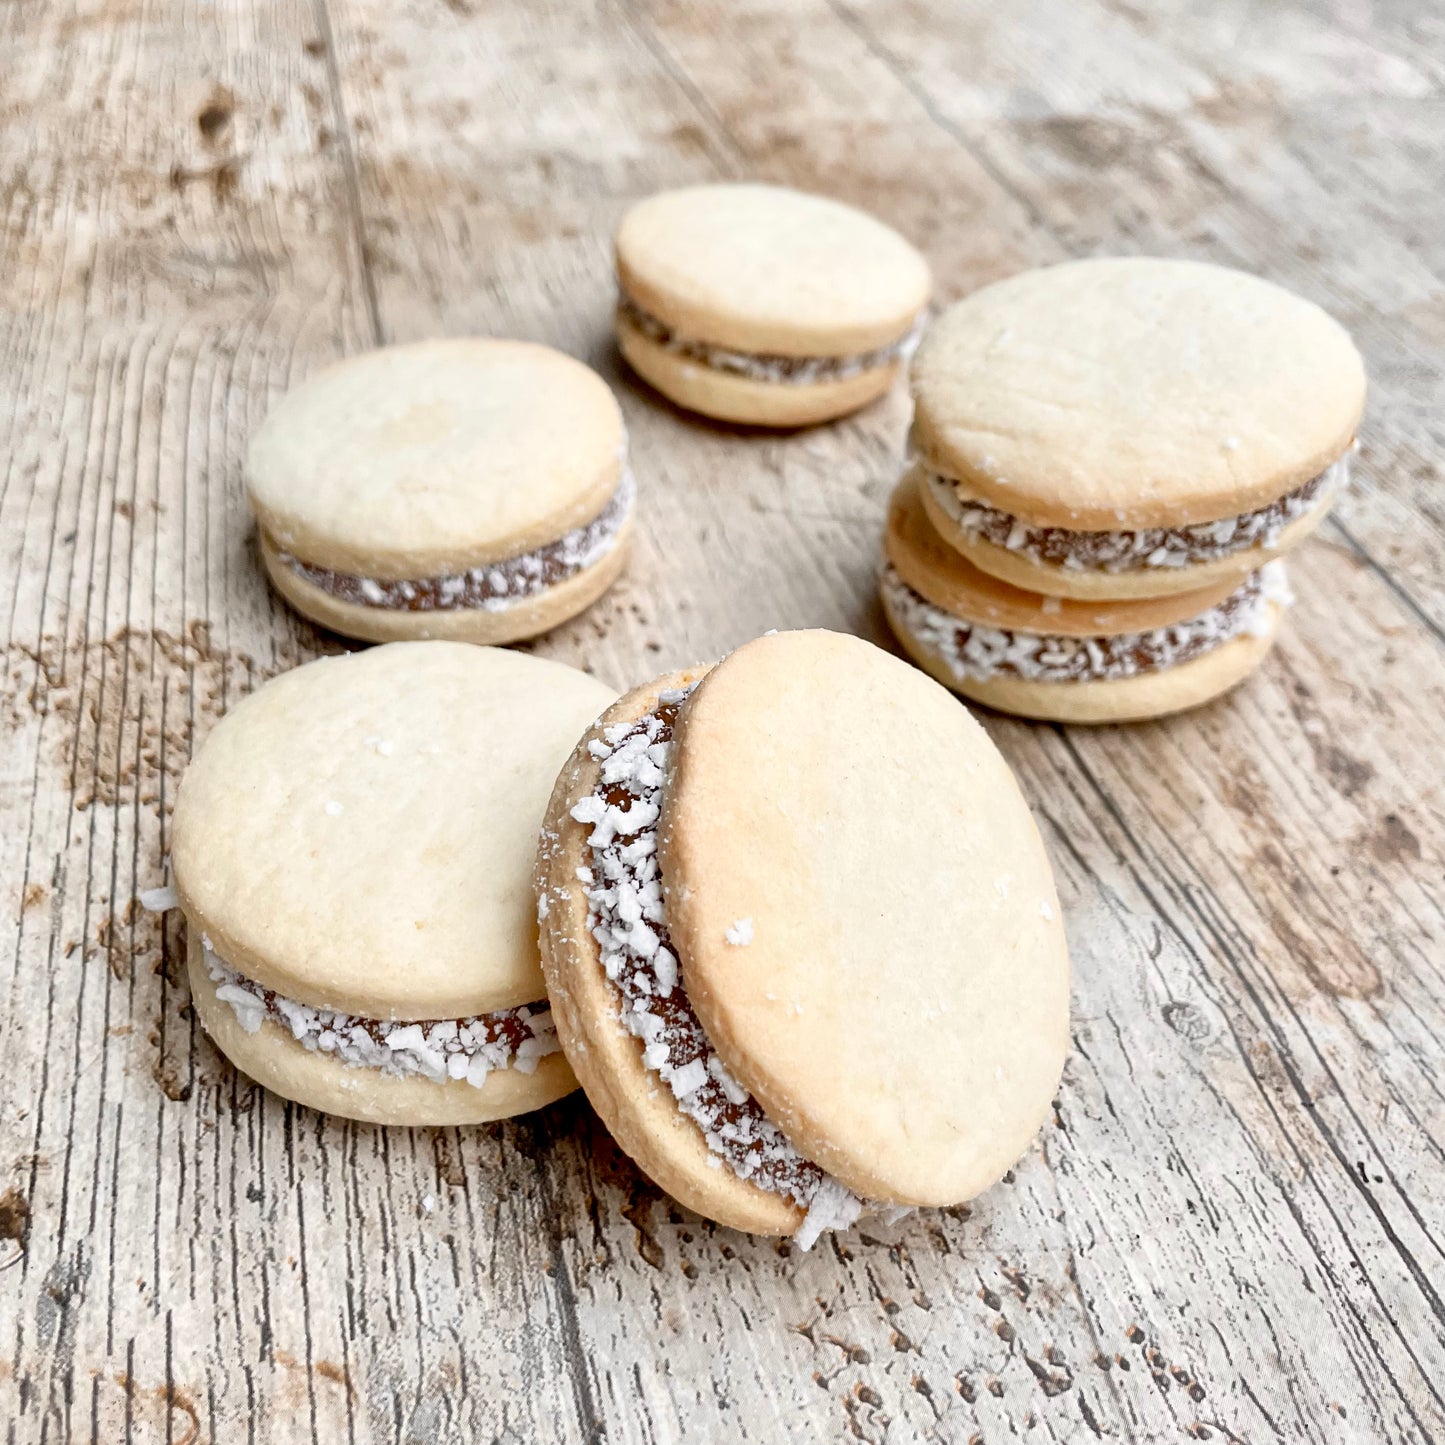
[[615, 184, 931, 427], [535, 630, 1068, 1245], [248, 339, 635, 644], [171, 642, 616, 1125], [881, 471, 1291, 723], [910, 257, 1364, 600]]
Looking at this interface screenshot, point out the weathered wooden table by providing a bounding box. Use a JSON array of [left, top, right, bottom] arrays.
[[3, 0, 1442, 1440]]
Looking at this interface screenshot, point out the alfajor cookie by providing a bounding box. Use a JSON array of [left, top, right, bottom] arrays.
[[881, 470, 1290, 723], [910, 257, 1364, 600], [170, 642, 615, 1125], [535, 630, 1068, 1246], [248, 339, 635, 644], [615, 184, 931, 427]]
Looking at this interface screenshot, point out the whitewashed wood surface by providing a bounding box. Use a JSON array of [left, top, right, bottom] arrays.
[[2, 0, 1442, 1440]]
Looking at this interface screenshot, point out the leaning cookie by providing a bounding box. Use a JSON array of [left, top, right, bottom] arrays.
[[615, 184, 931, 427], [911, 257, 1364, 599], [248, 339, 635, 644], [882, 470, 1290, 723], [171, 642, 616, 1125], [535, 630, 1068, 1246]]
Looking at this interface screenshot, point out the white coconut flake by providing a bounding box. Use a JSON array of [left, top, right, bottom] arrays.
[[927, 456, 1346, 573], [324, 800, 344, 817], [139, 883, 179, 913], [794, 1178, 865, 1252], [280, 469, 635, 614], [725, 917, 755, 947], [198, 938, 558, 1088], [619, 295, 925, 385], [574, 688, 867, 1242], [881, 561, 1290, 686]]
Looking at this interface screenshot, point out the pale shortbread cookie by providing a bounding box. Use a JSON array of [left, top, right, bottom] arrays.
[[172, 643, 616, 1124], [615, 184, 930, 426], [536, 632, 1068, 1239], [247, 339, 632, 641], [909, 257, 1363, 595], [663, 631, 1068, 1205]]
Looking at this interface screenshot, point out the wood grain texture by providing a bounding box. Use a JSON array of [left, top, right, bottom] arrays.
[[1, 0, 1441, 1440]]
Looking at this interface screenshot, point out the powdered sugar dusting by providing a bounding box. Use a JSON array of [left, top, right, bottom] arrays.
[[882, 562, 1289, 685], [929, 456, 1345, 573], [575, 687, 859, 1237], [200, 938, 559, 1089]]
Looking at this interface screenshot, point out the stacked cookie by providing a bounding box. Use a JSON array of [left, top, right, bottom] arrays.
[[881, 258, 1366, 722], [248, 339, 635, 647], [614, 183, 931, 427]]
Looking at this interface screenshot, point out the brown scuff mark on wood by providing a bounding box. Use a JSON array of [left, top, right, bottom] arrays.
[[112, 1375, 201, 1445], [0, 1188, 31, 1263], [620, 1190, 665, 1270], [4, 626, 269, 814], [196, 85, 236, 147]]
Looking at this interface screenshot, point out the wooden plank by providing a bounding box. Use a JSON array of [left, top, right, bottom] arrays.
[[1, 0, 1441, 1440]]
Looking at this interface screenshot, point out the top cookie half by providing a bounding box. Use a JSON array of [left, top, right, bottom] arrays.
[[910, 257, 1365, 530], [246, 339, 626, 580], [615, 183, 931, 358]]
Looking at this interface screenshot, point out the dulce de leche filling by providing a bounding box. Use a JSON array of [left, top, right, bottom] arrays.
[[564, 685, 865, 1248], [929, 455, 1346, 574], [274, 470, 634, 613], [200, 937, 560, 1089], [618, 294, 923, 386], [882, 561, 1291, 686]]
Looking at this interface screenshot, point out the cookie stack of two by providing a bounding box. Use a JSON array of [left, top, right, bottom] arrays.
[[881, 258, 1366, 723]]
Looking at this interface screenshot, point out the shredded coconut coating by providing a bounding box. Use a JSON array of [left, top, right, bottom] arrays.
[[618, 296, 923, 385], [277, 469, 634, 612], [201, 940, 560, 1089], [571, 687, 862, 1240], [882, 561, 1291, 685], [930, 456, 1345, 573]]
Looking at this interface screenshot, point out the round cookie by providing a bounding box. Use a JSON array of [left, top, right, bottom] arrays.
[[882, 471, 1290, 723], [536, 631, 1069, 1242], [247, 339, 634, 644], [910, 257, 1363, 598], [614, 184, 931, 427], [172, 642, 616, 1124]]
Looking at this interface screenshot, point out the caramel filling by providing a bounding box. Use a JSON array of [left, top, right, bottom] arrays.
[[618, 295, 922, 385], [928, 455, 1345, 573], [274, 470, 633, 612], [882, 561, 1290, 685]]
